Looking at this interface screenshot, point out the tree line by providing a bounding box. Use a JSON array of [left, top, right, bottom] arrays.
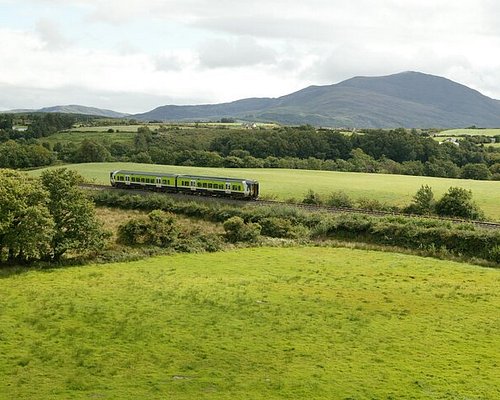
[[0, 169, 105, 264], [1, 118, 499, 180]]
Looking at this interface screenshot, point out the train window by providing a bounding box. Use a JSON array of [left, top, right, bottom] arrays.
[[208, 183, 213, 188], [141, 178, 145, 183], [202, 183, 207, 188]]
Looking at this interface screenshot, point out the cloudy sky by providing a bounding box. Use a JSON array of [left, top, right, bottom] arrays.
[[1, 0, 500, 113]]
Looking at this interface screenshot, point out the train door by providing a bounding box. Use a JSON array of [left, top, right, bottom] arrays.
[[125, 175, 130, 185], [156, 177, 162, 188], [190, 180, 197, 191], [225, 182, 231, 194]]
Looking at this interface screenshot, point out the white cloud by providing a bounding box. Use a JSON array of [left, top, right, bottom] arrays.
[[35, 18, 70, 50], [198, 37, 276, 68], [1, 0, 500, 112]]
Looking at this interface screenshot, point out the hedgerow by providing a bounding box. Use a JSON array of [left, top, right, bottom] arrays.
[[92, 190, 500, 264]]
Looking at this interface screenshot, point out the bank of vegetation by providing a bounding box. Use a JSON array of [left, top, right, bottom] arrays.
[[1, 167, 499, 267], [1, 114, 499, 180]]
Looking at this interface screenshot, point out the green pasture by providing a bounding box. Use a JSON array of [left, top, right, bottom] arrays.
[[1, 247, 499, 399], [68, 122, 277, 133], [43, 131, 136, 145], [69, 124, 163, 133], [437, 128, 500, 137], [32, 162, 500, 220]]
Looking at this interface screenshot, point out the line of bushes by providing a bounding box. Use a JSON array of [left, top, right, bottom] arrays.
[[311, 214, 500, 264], [92, 190, 500, 264]]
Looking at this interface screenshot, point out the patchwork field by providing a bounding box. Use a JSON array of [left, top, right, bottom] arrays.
[[32, 162, 500, 220], [1, 247, 499, 399], [437, 128, 500, 137]]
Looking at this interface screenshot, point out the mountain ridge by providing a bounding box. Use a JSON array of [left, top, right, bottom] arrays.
[[134, 71, 500, 128], [4, 72, 500, 128], [5, 104, 130, 118]]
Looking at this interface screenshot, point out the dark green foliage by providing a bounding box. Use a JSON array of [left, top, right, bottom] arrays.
[[405, 185, 435, 215], [0, 170, 54, 264], [259, 217, 302, 238], [92, 190, 498, 263], [223, 216, 261, 243], [0, 168, 105, 264], [40, 168, 106, 261], [0, 140, 55, 168], [302, 189, 322, 205], [325, 190, 354, 208], [356, 198, 395, 212], [461, 163, 492, 180], [312, 214, 500, 263], [118, 210, 178, 247], [435, 187, 484, 220], [72, 139, 111, 163], [25, 113, 76, 138], [0, 114, 13, 130]]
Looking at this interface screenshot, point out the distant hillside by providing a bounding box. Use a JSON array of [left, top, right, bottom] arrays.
[[133, 72, 500, 128], [7, 105, 129, 118]]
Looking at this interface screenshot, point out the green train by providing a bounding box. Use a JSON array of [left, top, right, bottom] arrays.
[[110, 170, 260, 199]]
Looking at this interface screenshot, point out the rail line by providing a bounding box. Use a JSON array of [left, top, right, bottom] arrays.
[[81, 183, 500, 230]]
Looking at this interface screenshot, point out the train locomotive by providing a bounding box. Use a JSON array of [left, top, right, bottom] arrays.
[[109, 170, 259, 199]]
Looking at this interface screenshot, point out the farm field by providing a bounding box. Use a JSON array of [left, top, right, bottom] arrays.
[[437, 128, 500, 137], [68, 122, 278, 133], [43, 130, 136, 145], [32, 162, 500, 220], [69, 124, 164, 133], [0, 247, 499, 399]]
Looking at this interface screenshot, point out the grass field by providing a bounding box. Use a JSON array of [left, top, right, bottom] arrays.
[[437, 128, 500, 137], [69, 124, 164, 133], [31, 162, 500, 220], [68, 122, 278, 133], [0, 247, 498, 399], [43, 130, 136, 145]]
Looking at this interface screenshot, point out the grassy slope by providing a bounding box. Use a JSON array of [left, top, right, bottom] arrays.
[[0, 247, 499, 399], [438, 128, 500, 137], [32, 162, 500, 220]]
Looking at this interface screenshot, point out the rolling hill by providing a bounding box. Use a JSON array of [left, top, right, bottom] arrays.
[[6, 104, 129, 118], [133, 71, 500, 128]]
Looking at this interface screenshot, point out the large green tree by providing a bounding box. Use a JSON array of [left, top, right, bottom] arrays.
[[0, 170, 54, 264], [40, 168, 106, 261], [435, 187, 484, 220]]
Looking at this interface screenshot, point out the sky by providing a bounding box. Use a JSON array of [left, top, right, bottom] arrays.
[[1, 0, 500, 113]]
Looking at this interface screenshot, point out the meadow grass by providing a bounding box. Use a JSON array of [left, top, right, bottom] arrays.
[[31, 162, 500, 220], [69, 124, 164, 133], [0, 247, 499, 399], [437, 128, 500, 137], [43, 130, 136, 145]]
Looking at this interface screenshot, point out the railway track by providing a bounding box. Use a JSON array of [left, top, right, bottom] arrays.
[[81, 183, 500, 230]]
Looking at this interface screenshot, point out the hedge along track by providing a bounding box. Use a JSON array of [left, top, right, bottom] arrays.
[[81, 183, 500, 230]]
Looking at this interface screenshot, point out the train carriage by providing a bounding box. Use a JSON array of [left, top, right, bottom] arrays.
[[110, 170, 177, 192], [110, 170, 259, 199]]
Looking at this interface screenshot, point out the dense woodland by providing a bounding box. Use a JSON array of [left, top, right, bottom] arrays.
[[0, 113, 499, 180]]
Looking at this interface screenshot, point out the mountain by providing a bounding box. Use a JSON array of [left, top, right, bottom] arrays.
[[133, 72, 500, 128], [6, 105, 129, 118]]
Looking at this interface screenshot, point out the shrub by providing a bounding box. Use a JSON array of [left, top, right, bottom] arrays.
[[259, 217, 302, 238], [325, 190, 353, 208], [435, 187, 484, 220], [405, 185, 435, 215], [223, 216, 261, 243], [302, 189, 322, 205], [117, 210, 178, 247]]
